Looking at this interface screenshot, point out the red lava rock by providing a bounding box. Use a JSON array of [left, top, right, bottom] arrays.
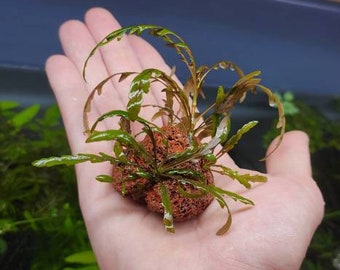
[[112, 125, 214, 221], [145, 171, 214, 221]]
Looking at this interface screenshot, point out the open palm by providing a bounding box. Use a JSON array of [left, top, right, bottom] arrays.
[[45, 7, 324, 270]]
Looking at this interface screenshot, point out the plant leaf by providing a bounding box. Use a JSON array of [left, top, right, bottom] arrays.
[[216, 205, 232, 236], [0, 101, 19, 110], [205, 185, 252, 235], [32, 154, 92, 167], [216, 85, 226, 106], [95, 175, 114, 183], [176, 179, 253, 234], [64, 250, 97, 264], [177, 182, 207, 198], [83, 72, 133, 132], [10, 104, 40, 130], [163, 145, 202, 170], [194, 183, 233, 235], [0, 219, 18, 234], [219, 121, 258, 155], [165, 168, 205, 181], [42, 104, 61, 126], [86, 129, 136, 144], [257, 84, 286, 158], [213, 165, 267, 189], [214, 71, 261, 115], [196, 60, 243, 88], [127, 69, 155, 120], [200, 116, 231, 155], [86, 130, 151, 161], [159, 183, 175, 233], [33, 152, 119, 167], [210, 185, 254, 205], [113, 142, 128, 163], [89, 109, 155, 134], [83, 25, 194, 81]]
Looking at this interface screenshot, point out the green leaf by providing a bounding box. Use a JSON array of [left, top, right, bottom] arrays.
[[23, 210, 38, 230], [10, 104, 40, 130], [90, 109, 154, 133], [87, 129, 132, 143], [133, 168, 153, 179], [203, 153, 217, 164], [218, 117, 231, 145], [200, 116, 231, 155], [83, 25, 194, 82], [177, 179, 252, 235], [0, 219, 18, 234], [195, 184, 233, 235], [127, 69, 163, 120], [210, 113, 222, 138], [216, 85, 226, 106], [0, 237, 8, 255], [113, 142, 128, 163], [64, 250, 97, 264], [32, 154, 92, 167], [160, 183, 175, 233], [165, 168, 204, 181], [95, 175, 114, 183], [204, 184, 251, 235], [87, 130, 144, 151], [86, 130, 153, 163], [282, 102, 299, 116], [163, 145, 201, 170], [63, 266, 99, 270], [177, 181, 207, 198], [210, 186, 254, 205], [0, 101, 19, 110], [278, 92, 300, 116], [214, 165, 267, 189], [42, 104, 61, 126], [220, 121, 258, 154], [283, 91, 294, 102]]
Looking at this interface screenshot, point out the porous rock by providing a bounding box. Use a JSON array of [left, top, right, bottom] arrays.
[[112, 125, 214, 221]]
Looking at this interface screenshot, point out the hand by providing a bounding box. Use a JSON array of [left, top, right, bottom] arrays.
[[45, 7, 324, 270]]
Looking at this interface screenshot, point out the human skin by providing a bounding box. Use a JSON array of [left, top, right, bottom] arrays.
[[45, 7, 324, 270]]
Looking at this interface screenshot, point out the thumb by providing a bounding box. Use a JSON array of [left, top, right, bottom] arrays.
[[266, 130, 312, 177]]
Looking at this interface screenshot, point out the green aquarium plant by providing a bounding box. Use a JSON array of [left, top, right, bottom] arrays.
[[33, 25, 285, 235], [0, 101, 95, 269], [264, 92, 340, 270]]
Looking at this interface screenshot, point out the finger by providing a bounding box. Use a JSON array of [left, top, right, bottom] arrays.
[[59, 18, 127, 121], [46, 52, 118, 146], [266, 130, 312, 177], [45, 54, 112, 157], [129, 36, 173, 74], [84, 7, 142, 76], [84, 7, 160, 110], [59, 20, 110, 91], [46, 54, 115, 206], [128, 35, 183, 108], [128, 34, 184, 124], [46, 54, 90, 152]]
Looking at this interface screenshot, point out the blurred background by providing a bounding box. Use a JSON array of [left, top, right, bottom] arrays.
[[1, 0, 340, 103]]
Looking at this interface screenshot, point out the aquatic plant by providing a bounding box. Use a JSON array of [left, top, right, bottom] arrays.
[[33, 25, 285, 234]]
